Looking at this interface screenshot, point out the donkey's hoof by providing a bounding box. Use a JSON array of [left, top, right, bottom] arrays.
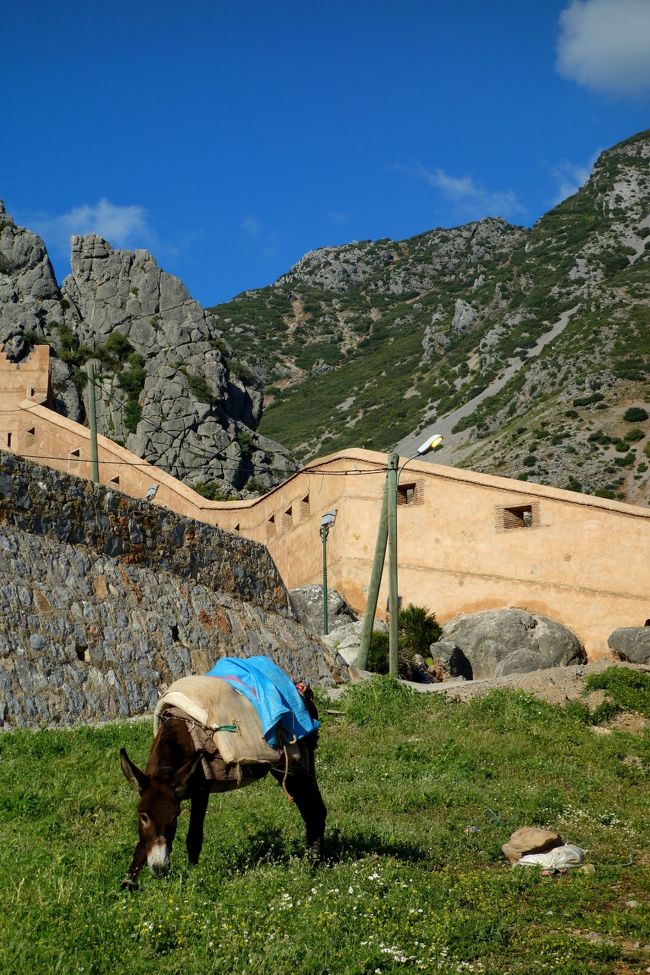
[[120, 877, 139, 891], [307, 842, 324, 866]]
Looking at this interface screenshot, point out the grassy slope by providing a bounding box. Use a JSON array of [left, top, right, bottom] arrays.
[[1, 678, 649, 975]]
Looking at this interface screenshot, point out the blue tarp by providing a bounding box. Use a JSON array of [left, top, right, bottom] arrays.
[[205, 656, 319, 748]]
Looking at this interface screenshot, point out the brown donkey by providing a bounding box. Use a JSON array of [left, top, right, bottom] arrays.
[[119, 714, 326, 890]]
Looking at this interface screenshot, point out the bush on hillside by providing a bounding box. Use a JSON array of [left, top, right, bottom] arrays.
[[623, 406, 648, 422]]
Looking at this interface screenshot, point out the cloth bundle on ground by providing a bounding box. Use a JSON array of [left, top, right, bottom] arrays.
[[153, 657, 319, 784], [515, 844, 587, 871]]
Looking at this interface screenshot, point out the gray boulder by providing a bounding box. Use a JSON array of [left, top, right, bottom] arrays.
[[495, 649, 552, 678], [321, 615, 387, 667], [440, 609, 586, 680], [428, 639, 472, 679], [289, 585, 357, 636], [608, 627, 650, 664]]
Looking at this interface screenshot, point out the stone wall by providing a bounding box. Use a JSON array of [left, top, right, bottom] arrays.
[[0, 454, 346, 728]]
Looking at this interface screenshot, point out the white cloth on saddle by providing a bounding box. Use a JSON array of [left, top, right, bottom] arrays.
[[154, 676, 281, 766]]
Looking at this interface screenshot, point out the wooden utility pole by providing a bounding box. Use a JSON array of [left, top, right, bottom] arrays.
[[357, 473, 390, 670], [387, 451, 400, 675]]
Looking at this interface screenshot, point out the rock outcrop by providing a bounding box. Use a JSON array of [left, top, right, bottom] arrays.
[[289, 585, 357, 635], [436, 609, 586, 680], [0, 203, 294, 495], [608, 627, 650, 664], [0, 201, 63, 358]]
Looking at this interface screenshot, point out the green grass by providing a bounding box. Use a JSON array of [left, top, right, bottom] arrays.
[[1, 681, 648, 974]]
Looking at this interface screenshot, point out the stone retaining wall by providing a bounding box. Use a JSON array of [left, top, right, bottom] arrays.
[[0, 455, 346, 728]]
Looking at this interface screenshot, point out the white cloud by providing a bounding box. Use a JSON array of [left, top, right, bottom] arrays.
[[401, 163, 525, 220], [29, 198, 153, 256], [556, 0, 650, 96], [241, 215, 263, 238], [241, 215, 279, 258], [550, 153, 599, 204]]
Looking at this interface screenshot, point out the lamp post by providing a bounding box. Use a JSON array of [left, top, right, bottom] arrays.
[[320, 509, 337, 634], [358, 435, 443, 673]]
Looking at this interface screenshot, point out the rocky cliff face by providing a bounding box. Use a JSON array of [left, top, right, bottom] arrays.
[[0, 205, 294, 495], [211, 129, 650, 505]]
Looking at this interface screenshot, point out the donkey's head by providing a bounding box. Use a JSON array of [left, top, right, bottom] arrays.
[[120, 748, 199, 877]]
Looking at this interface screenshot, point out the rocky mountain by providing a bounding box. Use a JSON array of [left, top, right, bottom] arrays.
[[0, 202, 294, 495], [209, 129, 650, 505]]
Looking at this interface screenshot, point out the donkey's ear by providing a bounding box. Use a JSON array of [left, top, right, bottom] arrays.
[[173, 752, 202, 798], [120, 748, 148, 793]]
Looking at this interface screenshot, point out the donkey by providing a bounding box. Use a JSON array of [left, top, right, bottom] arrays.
[[119, 712, 326, 889]]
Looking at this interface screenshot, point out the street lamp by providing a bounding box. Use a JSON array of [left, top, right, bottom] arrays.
[[320, 509, 337, 634], [357, 435, 444, 674]]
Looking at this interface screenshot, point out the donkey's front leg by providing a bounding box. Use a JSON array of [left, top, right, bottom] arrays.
[[121, 838, 147, 890], [186, 788, 210, 866], [272, 770, 327, 862]]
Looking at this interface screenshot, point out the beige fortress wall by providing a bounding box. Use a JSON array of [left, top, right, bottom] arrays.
[[256, 451, 650, 659], [2, 346, 649, 659]]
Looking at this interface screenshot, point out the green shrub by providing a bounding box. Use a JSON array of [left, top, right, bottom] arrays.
[[572, 392, 604, 407], [244, 476, 267, 496], [118, 354, 146, 396], [623, 406, 648, 422], [367, 630, 389, 675], [624, 427, 645, 442], [186, 373, 215, 403], [399, 604, 441, 662], [584, 667, 650, 718], [237, 430, 254, 459], [102, 331, 133, 362], [123, 400, 141, 432], [366, 606, 441, 679], [193, 481, 230, 501]]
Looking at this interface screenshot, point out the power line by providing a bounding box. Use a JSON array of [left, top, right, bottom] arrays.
[[9, 450, 387, 478], [3, 350, 389, 481]]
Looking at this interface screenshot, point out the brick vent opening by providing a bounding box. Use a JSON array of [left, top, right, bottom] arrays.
[[496, 501, 540, 531], [397, 480, 424, 506]]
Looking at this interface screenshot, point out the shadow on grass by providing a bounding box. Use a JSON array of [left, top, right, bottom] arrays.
[[323, 826, 435, 866], [178, 823, 436, 879]]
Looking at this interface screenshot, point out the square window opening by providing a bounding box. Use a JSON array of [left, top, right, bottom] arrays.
[[504, 504, 534, 529]]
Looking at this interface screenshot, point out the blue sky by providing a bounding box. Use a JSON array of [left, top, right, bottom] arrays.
[[3, 0, 650, 305]]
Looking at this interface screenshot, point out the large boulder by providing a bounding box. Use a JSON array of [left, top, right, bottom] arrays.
[[608, 627, 650, 664], [321, 616, 388, 667], [428, 639, 472, 680], [437, 609, 586, 680], [289, 585, 357, 636]]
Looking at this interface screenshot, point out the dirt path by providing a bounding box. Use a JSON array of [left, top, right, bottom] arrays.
[[396, 306, 579, 462]]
